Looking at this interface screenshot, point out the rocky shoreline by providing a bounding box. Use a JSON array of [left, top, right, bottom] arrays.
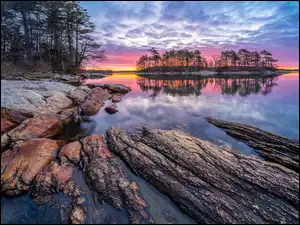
[[1, 76, 299, 224]]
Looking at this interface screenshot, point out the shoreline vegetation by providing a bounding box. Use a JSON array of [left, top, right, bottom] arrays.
[[136, 48, 289, 76]]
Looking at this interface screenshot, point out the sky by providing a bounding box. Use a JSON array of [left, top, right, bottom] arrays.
[[80, 1, 299, 71]]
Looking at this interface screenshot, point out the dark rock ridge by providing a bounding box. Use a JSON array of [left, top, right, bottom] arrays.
[[206, 117, 299, 172], [106, 126, 299, 224]]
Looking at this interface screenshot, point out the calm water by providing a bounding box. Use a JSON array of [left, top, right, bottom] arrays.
[[83, 72, 299, 155]]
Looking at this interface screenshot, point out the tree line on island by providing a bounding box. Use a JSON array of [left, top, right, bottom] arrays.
[[1, 1, 106, 74], [136, 48, 278, 72]]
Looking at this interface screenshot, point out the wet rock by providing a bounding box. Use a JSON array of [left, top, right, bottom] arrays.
[[80, 87, 111, 116], [105, 103, 118, 114], [59, 141, 82, 165], [1, 138, 58, 196], [1, 113, 63, 148], [106, 126, 299, 224], [111, 95, 122, 103], [87, 83, 132, 93], [67, 86, 91, 105], [59, 134, 153, 224], [70, 206, 86, 224], [31, 161, 73, 204], [206, 117, 299, 172]]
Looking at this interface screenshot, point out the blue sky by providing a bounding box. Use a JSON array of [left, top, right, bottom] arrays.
[[79, 1, 299, 70]]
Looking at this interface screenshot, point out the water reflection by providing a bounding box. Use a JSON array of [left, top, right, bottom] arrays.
[[136, 75, 279, 98]]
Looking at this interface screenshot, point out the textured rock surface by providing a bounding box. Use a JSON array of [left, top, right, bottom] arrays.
[[111, 95, 122, 102], [206, 117, 299, 172], [31, 161, 73, 204], [79, 87, 112, 116], [59, 134, 153, 224], [1, 108, 31, 134], [105, 103, 118, 114], [1, 80, 76, 116], [106, 126, 299, 224], [1, 113, 63, 148], [87, 83, 132, 93], [67, 86, 91, 105], [59, 141, 82, 165], [1, 138, 58, 196]]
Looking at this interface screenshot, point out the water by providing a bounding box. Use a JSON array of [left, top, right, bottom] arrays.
[[83, 72, 299, 155]]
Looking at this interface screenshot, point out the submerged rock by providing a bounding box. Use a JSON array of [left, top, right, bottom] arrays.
[[106, 126, 299, 224], [105, 103, 118, 114], [87, 83, 132, 93], [1, 138, 58, 196], [206, 117, 299, 172]]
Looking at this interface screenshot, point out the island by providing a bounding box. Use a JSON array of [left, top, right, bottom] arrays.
[[136, 48, 293, 76]]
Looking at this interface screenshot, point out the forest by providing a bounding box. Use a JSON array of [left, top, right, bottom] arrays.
[[1, 1, 106, 73], [136, 48, 278, 72]]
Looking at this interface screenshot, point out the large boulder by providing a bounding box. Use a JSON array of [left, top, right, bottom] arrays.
[[106, 126, 299, 224], [1, 138, 58, 196], [1, 80, 76, 116], [1, 113, 63, 148]]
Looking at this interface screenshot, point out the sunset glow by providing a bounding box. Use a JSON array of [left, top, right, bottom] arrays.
[[80, 1, 299, 71]]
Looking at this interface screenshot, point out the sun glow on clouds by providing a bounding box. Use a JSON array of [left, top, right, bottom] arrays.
[[80, 1, 299, 70]]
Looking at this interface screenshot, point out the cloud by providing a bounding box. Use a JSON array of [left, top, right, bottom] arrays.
[[80, 1, 299, 68]]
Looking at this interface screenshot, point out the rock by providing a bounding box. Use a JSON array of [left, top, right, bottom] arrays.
[[1, 119, 17, 134], [67, 86, 91, 105], [1, 108, 30, 124], [57, 107, 77, 124], [58, 134, 153, 224], [1, 108, 31, 134], [105, 103, 118, 114], [59, 141, 82, 165], [111, 95, 122, 102], [80, 87, 111, 116], [206, 117, 299, 172], [31, 161, 73, 204], [70, 206, 86, 224], [87, 83, 131, 93], [1, 80, 76, 116], [1, 138, 58, 196], [106, 126, 299, 224], [2, 113, 63, 148]]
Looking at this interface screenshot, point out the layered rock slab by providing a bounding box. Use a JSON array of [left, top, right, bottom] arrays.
[[1, 138, 58, 196], [206, 117, 299, 172], [106, 126, 299, 224]]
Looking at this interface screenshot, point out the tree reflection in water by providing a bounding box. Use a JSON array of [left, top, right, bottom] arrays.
[[136, 75, 279, 98]]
